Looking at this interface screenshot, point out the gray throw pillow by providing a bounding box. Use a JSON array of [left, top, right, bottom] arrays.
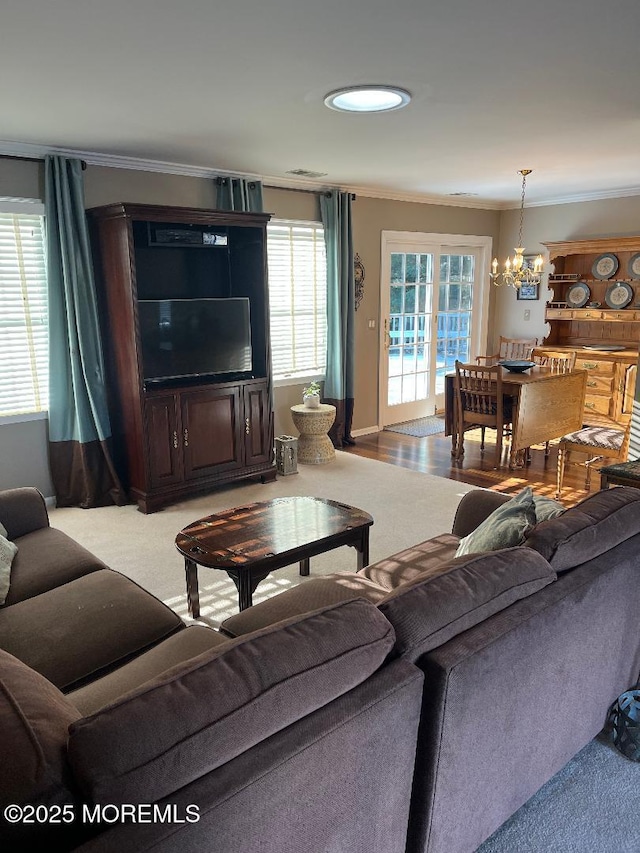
[[455, 487, 536, 557], [0, 530, 17, 605], [533, 494, 566, 522]]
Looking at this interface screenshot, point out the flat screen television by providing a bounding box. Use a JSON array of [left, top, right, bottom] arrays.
[[138, 297, 252, 383]]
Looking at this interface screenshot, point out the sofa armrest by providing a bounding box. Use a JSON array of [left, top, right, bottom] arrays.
[[451, 489, 511, 538], [0, 488, 49, 540]]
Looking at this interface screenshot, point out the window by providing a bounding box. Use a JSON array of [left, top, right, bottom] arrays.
[[267, 220, 327, 381], [0, 202, 48, 418]]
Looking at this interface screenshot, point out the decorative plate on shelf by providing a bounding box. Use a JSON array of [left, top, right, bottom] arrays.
[[627, 253, 640, 279], [566, 281, 591, 308], [591, 253, 619, 280], [604, 281, 634, 309]]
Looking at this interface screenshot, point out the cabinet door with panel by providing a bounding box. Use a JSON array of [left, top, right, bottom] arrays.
[[146, 394, 182, 488], [243, 381, 273, 467], [181, 386, 244, 481]]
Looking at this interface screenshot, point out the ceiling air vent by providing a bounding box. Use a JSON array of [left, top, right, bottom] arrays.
[[285, 169, 328, 178]]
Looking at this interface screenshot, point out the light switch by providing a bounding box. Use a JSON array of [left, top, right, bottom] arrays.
[[523, 309, 531, 321], [368, 319, 376, 329]]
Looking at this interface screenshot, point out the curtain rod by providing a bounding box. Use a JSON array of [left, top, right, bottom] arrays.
[[217, 177, 355, 200], [0, 153, 87, 170], [264, 183, 356, 200]]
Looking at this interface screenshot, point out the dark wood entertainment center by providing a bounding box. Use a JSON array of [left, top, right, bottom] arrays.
[[89, 203, 275, 513]]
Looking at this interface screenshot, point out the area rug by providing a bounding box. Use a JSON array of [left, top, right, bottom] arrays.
[[385, 415, 445, 437], [477, 733, 640, 852], [49, 451, 471, 628]]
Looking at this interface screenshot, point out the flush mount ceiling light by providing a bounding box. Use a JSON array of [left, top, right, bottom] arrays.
[[324, 85, 411, 113]]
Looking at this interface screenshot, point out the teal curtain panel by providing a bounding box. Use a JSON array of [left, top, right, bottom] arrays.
[[45, 155, 125, 508], [320, 190, 355, 447], [215, 177, 264, 212]]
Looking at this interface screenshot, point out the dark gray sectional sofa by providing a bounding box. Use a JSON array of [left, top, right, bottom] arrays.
[[2, 484, 640, 853], [0, 487, 423, 852], [222, 486, 640, 853]]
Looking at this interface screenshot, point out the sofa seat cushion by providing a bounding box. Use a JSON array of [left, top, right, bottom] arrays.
[[0, 570, 184, 691], [0, 648, 80, 810], [358, 533, 460, 590], [525, 486, 640, 573], [68, 625, 228, 716], [2, 527, 107, 607], [379, 547, 556, 662], [67, 598, 395, 806], [221, 573, 388, 637]]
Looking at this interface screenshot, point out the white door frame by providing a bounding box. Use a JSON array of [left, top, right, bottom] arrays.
[[379, 231, 493, 426]]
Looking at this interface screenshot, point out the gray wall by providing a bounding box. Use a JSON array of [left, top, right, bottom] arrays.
[[1, 156, 639, 498]]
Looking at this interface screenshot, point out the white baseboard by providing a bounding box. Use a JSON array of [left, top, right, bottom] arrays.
[[351, 425, 381, 437]]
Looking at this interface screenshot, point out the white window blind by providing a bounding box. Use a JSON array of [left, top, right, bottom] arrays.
[[267, 220, 327, 380], [0, 208, 48, 417]]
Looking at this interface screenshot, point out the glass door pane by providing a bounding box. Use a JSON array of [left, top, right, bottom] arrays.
[[387, 251, 434, 409], [435, 253, 475, 395]]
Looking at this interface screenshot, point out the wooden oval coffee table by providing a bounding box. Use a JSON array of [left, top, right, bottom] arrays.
[[175, 496, 373, 616]]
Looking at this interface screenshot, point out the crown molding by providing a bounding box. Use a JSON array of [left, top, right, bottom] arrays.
[[2, 139, 640, 210]]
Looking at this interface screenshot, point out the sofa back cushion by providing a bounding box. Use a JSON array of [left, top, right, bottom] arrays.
[[0, 487, 49, 541], [379, 547, 556, 662], [67, 598, 395, 805], [525, 486, 640, 573], [0, 648, 80, 809]]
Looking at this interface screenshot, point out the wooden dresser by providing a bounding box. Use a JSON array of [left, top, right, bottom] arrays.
[[538, 236, 639, 427]]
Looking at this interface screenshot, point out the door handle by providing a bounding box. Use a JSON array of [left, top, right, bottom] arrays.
[[245, 418, 251, 435], [173, 431, 178, 449], [183, 428, 189, 447]]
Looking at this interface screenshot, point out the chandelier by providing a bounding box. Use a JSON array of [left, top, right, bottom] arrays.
[[491, 169, 543, 288]]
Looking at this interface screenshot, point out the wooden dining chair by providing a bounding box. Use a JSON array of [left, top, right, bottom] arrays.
[[453, 361, 513, 468], [555, 366, 635, 497], [476, 336, 538, 366], [531, 348, 577, 372], [530, 348, 578, 457]]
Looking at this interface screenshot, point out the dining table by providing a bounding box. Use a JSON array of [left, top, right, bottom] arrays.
[[444, 365, 588, 468]]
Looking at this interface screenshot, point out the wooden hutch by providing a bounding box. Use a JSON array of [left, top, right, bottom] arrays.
[[539, 236, 639, 428]]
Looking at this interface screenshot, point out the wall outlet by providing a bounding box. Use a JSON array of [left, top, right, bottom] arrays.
[[523, 309, 531, 321]]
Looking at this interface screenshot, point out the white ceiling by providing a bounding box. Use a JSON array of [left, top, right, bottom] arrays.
[[3, 0, 640, 207]]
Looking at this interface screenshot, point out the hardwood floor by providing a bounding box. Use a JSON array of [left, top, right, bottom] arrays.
[[343, 422, 597, 508]]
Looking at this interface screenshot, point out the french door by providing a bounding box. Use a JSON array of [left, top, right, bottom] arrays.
[[379, 232, 491, 427]]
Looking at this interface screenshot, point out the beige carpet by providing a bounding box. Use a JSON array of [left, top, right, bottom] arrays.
[[49, 452, 473, 628]]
